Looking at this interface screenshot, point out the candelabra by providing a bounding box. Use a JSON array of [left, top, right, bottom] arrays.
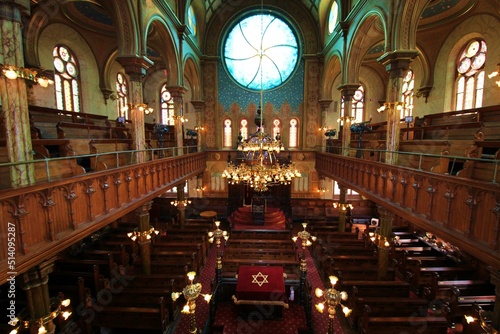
[[292, 222, 317, 273], [8, 294, 71, 334], [127, 226, 160, 241], [207, 221, 229, 283], [315, 275, 351, 334], [376, 101, 407, 113], [171, 271, 212, 334]]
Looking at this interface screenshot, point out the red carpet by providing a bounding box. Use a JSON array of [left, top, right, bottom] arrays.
[[173, 229, 343, 333]]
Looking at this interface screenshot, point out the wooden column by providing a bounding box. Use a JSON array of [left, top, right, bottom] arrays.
[[377, 51, 418, 165], [176, 182, 187, 228], [21, 260, 56, 334], [0, 0, 35, 187], [377, 206, 395, 280], [168, 86, 188, 156], [337, 185, 348, 232], [135, 201, 153, 275], [116, 56, 153, 163]]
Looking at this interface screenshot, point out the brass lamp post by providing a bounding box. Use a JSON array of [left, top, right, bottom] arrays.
[[315, 275, 352, 334], [207, 220, 229, 284], [292, 222, 316, 305], [171, 271, 212, 334]]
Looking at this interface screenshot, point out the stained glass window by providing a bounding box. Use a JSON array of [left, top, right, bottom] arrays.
[[223, 13, 298, 90], [340, 85, 364, 124], [272, 119, 281, 142], [401, 69, 414, 119], [160, 85, 175, 125], [223, 119, 232, 148], [188, 5, 197, 35], [116, 73, 129, 119], [240, 119, 248, 140], [455, 39, 486, 111], [328, 1, 339, 34], [289, 118, 298, 148], [53, 45, 80, 112]]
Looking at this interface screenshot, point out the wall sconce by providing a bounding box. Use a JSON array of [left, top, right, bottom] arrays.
[[0, 63, 54, 87], [317, 187, 327, 193], [125, 103, 153, 115], [194, 126, 205, 131], [196, 185, 205, 192], [318, 125, 328, 132], [377, 101, 407, 113], [171, 115, 188, 123], [488, 63, 500, 87], [337, 115, 355, 125], [171, 199, 192, 207], [333, 202, 353, 212]]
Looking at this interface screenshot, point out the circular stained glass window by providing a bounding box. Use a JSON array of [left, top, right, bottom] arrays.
[[223, 13, 299, 91]]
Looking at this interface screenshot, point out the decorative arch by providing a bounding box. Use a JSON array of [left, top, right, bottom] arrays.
[[321, 53, 342, 99], [144, 17, 180, 85], [184, 56, 201, 100], [343, 10, 386, 84]]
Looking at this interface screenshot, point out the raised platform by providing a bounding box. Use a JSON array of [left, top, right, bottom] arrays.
[[229, 206, 288, 230]]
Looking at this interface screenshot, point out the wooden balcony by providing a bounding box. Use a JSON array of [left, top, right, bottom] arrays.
[[0, 152, 207, 282], [315, 152, 500, 270]]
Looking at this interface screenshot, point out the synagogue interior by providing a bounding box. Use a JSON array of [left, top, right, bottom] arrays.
[[1, 0, 500, 333]]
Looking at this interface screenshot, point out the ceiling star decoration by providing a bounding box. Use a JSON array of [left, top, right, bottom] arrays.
[[251, 272, 269, 286]]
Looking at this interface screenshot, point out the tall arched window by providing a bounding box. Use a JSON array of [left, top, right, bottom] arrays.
[[289, 118, 298, 148], [456, 39, 487, 111], [239, 119, 248, 141], [223, 119, 232, 148], [401, 69, 414, 119], [272, 119, 281, 142], [160, 85, 175, 125], [340, 85, 364, 123], [53, 45, 81, 112], [116, 73, 129, 119]]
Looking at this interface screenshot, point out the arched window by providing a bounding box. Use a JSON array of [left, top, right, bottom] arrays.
[[187, 5, 197, 36], [289, 118, 298, 148], [351, 86, 364, 123], [456, 39, 487, 111], [328, 1, 339, 34], [160, 85, 175, 125], [272, 119, 281, 142], [53, 45, 81, 112], [240, 119, 248, 141], [223, 119, 232, 148], [116, 73, 129, 119], [400, 69, 414, 119]]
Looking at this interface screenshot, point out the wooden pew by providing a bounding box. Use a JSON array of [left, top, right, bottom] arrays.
[[425, 272, 493, 301], [224, 247, 297, 261], [89, 138, 132, 170], [89, 296, 170, 333], [334, 267, 396, 281], [149, 250, 200, 273], [226, 238, 296, 250], [230, 229, 292, 241], [408, 264, 478, 295], [446, 286, 496, 326], [359, 305, 449, 334]]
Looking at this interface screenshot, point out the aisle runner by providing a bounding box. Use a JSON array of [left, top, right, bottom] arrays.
[[174, 238, 344, 333]]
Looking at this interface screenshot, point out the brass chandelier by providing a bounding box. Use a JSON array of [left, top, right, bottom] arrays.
[[221, 0, 301, 192]]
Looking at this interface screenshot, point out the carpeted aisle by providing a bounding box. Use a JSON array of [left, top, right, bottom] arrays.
[[173, 233, 344, 333]]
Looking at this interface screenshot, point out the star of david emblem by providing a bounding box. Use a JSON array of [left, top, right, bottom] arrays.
[[251, 272, 269, 287]]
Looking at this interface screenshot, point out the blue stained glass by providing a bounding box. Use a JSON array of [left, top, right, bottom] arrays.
[[224, 13, 298, 90]]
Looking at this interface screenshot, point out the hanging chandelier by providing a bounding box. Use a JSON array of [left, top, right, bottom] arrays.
[[221, 1, 301, 192]]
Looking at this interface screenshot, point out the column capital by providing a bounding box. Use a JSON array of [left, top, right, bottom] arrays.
[[116, 55, 154, 81], [135, 201, 153, 217], [0, 0, 30, 19], [190, 100, 205, 110], [318, 99, 333, 111], [377, 50, 419, 78], [377, 205, 395, 220], [21, 259, 56, 290], [337, 84, 360, 101], [167, 86, 188, 99]]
